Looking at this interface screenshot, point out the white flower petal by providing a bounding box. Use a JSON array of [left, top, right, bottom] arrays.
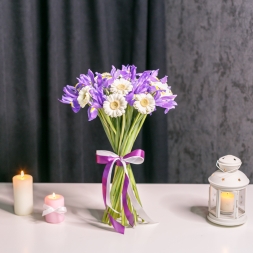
[[77, 86, 90, 108], [103, 94, 127, 118], [133, 93, 155, 114], [110, 78, 133, 95], [150, 81, 173, 96]]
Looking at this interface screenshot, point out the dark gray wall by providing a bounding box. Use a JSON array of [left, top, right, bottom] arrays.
[[166, 0, 253, 183]]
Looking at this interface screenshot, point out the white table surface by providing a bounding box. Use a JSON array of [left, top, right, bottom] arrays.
[[0, 183, 252, 253]]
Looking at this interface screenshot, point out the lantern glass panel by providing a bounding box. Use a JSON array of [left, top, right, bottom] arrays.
[[209, 186, 217, 216], [238, 189, 246, 217]]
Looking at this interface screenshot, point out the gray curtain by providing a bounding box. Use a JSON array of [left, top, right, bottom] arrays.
[[3, 0, 251, 184], [0, 0, 168, 183]]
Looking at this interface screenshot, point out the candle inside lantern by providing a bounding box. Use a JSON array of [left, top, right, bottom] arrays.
[[44, 192, 65, 223], [12, 170, 33, 215], [221, 192, 234, 213]]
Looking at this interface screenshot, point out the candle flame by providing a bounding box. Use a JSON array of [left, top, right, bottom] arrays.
[[21, 171, 24, 177], [52, 192, 56, 198]]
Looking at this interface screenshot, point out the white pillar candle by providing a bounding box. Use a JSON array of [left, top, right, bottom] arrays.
[[221, 192, 234, 213], [12, 171, 33, 215]]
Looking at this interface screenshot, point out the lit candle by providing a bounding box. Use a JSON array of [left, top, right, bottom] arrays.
[[44, 193, 65, 223], [221, 192, 234, 213], [12, 170, 33, 215]]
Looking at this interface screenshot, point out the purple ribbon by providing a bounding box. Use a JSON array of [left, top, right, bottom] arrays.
[[96, 149, 146, 234]]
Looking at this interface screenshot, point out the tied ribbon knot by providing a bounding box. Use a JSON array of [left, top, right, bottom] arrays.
[[42, 204, 67, 216], [96, 149, 155, 234]]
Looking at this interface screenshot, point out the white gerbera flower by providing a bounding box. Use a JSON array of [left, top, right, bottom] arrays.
[[103, 94, 127, 117], [110, 78, 133, 95], [133, 93, 155, 114], [77, 86, 90, 108], [150, 81, 173, 96]]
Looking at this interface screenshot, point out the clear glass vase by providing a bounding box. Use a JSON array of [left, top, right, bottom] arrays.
[[99, 106, 146, 226]]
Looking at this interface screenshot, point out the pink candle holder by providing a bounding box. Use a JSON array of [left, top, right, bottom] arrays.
[[43, 193, 66, 224]]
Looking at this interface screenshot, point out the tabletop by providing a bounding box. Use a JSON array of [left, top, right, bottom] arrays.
[[0, 183, 252, 253]]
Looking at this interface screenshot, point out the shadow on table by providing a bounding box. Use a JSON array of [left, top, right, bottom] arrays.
[[191, 206, 241, 228], [161, 194, 210, 224], [0, 200, 44, 224], [0, 200, 14, 214], [67, 205, 116, 233], [191, 206, 208, 219], [87, 208, 104, 221], [29, 209, 44, 223]]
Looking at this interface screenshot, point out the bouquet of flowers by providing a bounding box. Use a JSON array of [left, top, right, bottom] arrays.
[[60, 65, 177, 233]]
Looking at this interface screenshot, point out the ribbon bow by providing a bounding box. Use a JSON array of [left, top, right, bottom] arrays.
[[96, 149, 155, 234], [42, 204, 67, 216]]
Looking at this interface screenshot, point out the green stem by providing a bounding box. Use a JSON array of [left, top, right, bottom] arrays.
[[100, 109, 148, 227], [133, 115, 147, 144], [117, 114, 125, 155], [120, 114, 142, 154], [99, 109, 117, 135], [98, 115, 114, 149]]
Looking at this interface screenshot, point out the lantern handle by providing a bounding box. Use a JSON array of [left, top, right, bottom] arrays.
[[216, 161, 224, 172]]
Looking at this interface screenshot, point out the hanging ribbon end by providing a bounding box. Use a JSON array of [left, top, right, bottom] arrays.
[[109, 215, 125, 234]]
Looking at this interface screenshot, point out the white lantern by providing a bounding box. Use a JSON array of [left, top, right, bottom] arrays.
[[207, 155, 250, 226]]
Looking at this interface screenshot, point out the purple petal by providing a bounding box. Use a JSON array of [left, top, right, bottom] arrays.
[[71, 99, 81, 113], [130, 65, 137, 80], [125, 92, 134, 106], [164, 106, 175, 114], [88, 69, 95, 84], [151, 69, 159, 77], [88, 107, 98, 121], [107, 77, 115, 86], [154, 90, 161, 100], [160, 76, 168, 83], [161, 95, 177, 100], [77, 74, 90, 84], [63, 87, 78, 98], [97, 74, 102, 86], [111, 65, 116, 76], [58, 98, 71, 104], [114, 70, 121, 79]]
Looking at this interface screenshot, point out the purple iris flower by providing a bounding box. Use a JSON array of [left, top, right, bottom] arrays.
[[93, 71, 114, 88], [130, 65, 137, 81], [59, 85, 80, 113], [76, 69, 95, 91], [120, 65, 130, 78], [154, 90, 177, 114], [59, 65, 177, 117], [160, 76, 168, 83], [76, 74, 90, 88], [135, 71, 152, 93], [87, 84, 106, 121], [125, 92, 135, 106], [87, 69, 95, 84], [111, 65, 117, 76], [88, 105, 99, 121], [149, 69, 159, 82], [120, 65, 137, 81], [125, 70, 152, 105]]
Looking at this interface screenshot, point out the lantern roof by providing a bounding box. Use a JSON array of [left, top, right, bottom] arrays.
[[218, 155, 241, 166], [208, 169, 249, 189]]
